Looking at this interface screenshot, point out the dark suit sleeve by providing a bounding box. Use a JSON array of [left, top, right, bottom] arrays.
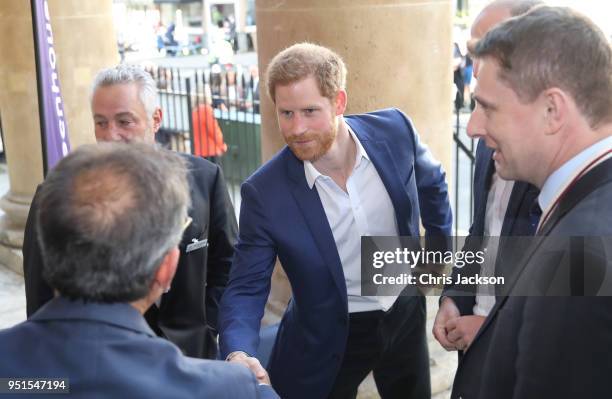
[[440, 236, 482, 315], [399, 110, 453, 238], [205, 164, 238, 332], [23, 186, 54, 317], [441, 141, 492, 315], [442, 212, 486, 315], [218, 181, 276, 358]]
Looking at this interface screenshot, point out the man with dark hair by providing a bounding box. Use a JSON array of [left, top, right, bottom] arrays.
[[451, 6, 612, 398], [434, 0, 543, 353], [219, 42, 452, 398], [0, 143, 277, 398], [23, 64, 238, 360]]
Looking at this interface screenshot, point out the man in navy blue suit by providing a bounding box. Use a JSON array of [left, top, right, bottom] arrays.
[[433, 0, 542, 353], [0, 143, 277, 398], [219, 43, 452, 398]]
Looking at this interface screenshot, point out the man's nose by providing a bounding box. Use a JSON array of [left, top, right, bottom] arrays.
[[466, 107, 486, 140], [290, 115, 307, 136], [96, 123, 123, 143], [107, 123, 128, 142]]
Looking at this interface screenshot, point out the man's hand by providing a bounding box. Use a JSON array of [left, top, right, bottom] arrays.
[[227, 352, 271, 385], [433, 297, 461, 351], [445, 315, 486, 351]]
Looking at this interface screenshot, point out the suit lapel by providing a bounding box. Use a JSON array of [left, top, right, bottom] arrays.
[[346, 118, 414, 236], [499, 182, 531, 236], [285, 151, 348, 305], [494, 182, 538, 289]]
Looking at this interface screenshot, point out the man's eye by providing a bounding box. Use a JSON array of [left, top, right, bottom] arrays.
[[304, 108, 316, 115], [281, 111, 293, 117], [119, 119, 133, 126], [95, 121, 107, 127]]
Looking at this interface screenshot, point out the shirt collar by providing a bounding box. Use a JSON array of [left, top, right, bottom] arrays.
[[304, 125, 370, 189], [31, 296, 156, 337], [539, 136, 612, 211]]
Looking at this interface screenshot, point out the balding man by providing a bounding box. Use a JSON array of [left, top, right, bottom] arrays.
[[2, 143, 277, 398]]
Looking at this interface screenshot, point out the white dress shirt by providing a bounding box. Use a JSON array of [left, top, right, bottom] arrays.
[[304, 128, 399, 312]]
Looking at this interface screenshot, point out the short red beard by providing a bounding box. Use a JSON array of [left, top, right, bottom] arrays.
[[286, 122, 337, 162], [288, 131, 334, 161]]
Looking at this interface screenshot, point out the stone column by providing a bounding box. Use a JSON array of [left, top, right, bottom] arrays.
[[48, 0, 118, 148], [202, 0, 212, 48], [256, 0, 453, 167], [0, 0, 118, 273], [236, 0, 248, 31], [255, 0, 455, 395]]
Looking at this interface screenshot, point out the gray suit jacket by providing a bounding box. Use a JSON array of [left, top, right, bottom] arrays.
[[0, 297, 278, 399], [452, 157, 612, 399]]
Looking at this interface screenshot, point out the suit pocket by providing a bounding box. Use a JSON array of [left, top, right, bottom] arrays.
[[180, 216, 208, 253]]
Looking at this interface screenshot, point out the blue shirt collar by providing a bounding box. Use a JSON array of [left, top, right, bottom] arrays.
[[539, 136, 612, 211]]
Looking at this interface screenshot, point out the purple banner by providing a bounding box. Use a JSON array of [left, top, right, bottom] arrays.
[[32, 0, 70, 173]]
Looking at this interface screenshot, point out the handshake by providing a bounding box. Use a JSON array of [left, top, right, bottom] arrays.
[[226, 351, 271, 385]]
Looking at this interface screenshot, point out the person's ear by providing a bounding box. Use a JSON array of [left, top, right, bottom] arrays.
[[153, 246, 179, 293], [334, 89, 347, 116], [542, 88, 568, 136], [152, 107, 163, 134]]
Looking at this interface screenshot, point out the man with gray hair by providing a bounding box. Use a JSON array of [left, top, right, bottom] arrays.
[[23, 64, 238, 360], [451, 6, 612, 398], [1, 143, 277, 398]]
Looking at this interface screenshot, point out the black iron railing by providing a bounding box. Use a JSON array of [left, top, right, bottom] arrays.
[[146, 64, 261, 207], [452, 105, 476, 236]]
